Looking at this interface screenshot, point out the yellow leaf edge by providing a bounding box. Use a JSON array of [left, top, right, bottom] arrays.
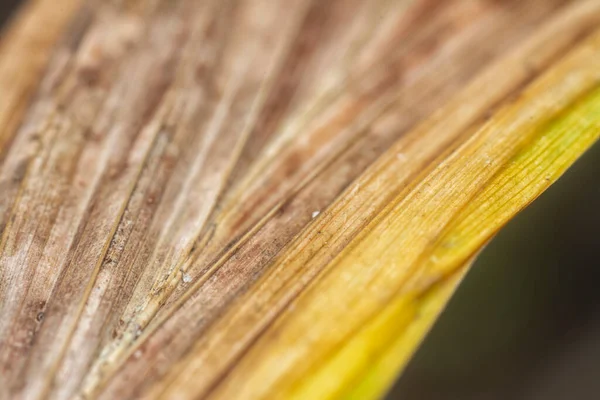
[[322, 252, 473, 400]]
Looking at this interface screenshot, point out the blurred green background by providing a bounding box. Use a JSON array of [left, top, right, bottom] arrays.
[[2, 2, 599, 399]]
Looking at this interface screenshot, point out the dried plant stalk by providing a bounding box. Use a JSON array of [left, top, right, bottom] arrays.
[[1, 0, 599, 399]]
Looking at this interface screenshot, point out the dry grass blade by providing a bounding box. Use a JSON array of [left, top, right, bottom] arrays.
[[0, 1, 599, 399]]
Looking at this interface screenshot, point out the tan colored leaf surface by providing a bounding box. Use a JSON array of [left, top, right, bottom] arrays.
[[0, 1, 599, 399]]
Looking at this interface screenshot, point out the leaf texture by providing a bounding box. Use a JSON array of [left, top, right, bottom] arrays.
[[0, 0, 599, 399]]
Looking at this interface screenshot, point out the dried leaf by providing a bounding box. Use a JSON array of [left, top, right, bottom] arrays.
[[0, 1, 599, 399]]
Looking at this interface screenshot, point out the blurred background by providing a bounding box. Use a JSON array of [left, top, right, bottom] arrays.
[[0, 0, 19, 27], [2, 2, 599, 399]]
